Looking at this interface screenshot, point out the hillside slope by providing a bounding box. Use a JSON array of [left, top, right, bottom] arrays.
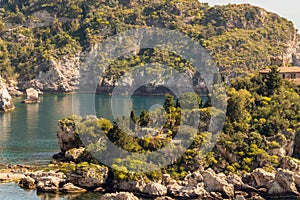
[[0, 0, 299, 92]]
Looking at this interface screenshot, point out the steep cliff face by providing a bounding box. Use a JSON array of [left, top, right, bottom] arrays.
[[1, 1, 300, 93], [274, 31, 300, 67], [20, 55, 81, 93], [291, 35, 300, 66]]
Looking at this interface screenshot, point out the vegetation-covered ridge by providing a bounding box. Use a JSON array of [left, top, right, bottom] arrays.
[[0, 0, 299, 92], [55, 69, 300, 181]]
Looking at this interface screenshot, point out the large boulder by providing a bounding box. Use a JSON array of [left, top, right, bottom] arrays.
[[202, 168, 234, 198], [66, 163, 108, 189], [226, 174, 244, 190], [184, 171, 203, 185], [268, 169, 300, 197], [0, 79, 15, 112], [167, 183, 209, 199], [142, 182, 167, 196], [64, 147, 92, 163], [56, 117, 83, 153], [252, 168, 275, 189], [25, 170, 67, 192], [19, 176, 36, 189], [23, 88, 39, 104], [101, 192, 139, 200], [26, 170, 66, 181], [114, 180, 145, 193], [60, 183, 87, 193], [36, 176, 66, 193]]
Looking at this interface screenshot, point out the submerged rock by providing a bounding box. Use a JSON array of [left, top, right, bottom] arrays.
[[23, 88, 39, 104]]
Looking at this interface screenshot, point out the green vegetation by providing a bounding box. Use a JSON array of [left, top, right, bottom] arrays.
[[213, 73, 300, 173], [0, 0, 297, 83], [58, 72, 300, 180], [3, 0, 299, 181]]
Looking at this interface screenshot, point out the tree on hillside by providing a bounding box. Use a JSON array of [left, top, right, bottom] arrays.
[[265, 66, 282, 96], [163, 94, 175, 114]]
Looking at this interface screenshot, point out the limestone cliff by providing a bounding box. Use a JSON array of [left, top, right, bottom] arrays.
[[20, 55, 81, 93], [0, 76, 15, 112], [1, 1, 300, 94]]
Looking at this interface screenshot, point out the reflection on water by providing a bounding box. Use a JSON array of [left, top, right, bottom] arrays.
[[0, 183, 102, 200], [0, 183, 39, 200], [0, 94, 206, 164], [0, 94, 166, 164], [0, 95, 74, 164], [0, 94, 206, 200]]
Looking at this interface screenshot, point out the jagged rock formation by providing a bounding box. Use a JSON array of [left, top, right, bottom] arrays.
[[21, 56, 81, 93], [0, 77, 15, 112]]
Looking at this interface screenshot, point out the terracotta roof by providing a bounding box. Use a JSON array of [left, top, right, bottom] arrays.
[[259, 67, 300, 73]]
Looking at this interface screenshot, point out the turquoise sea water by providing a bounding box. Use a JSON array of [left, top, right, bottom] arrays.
[[0, 94, 166, 165], [0, 94, 166, 199], [0, 182, 104, 200]]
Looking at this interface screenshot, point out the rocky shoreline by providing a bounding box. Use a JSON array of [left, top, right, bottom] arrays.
[[3, 162, 300, 200], [1, 124, 300, 200]]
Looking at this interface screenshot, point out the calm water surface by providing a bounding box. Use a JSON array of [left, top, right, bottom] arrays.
[[0, 94, 166, 164], [0, 94, 166, 200]]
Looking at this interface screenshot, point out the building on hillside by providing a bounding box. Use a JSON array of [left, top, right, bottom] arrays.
[[259, 67, 300, 84]]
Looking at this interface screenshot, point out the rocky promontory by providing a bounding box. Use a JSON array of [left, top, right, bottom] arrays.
[[0, 110, 299, 199], [4, 114, 298, 200]]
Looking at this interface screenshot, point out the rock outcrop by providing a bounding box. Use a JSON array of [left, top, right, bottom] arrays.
[[23, 88, 39, 104], [56, 117, 83, 153], [202, 168, 234, 198], [22, 56, 80, 93], [36, 176, 66, 192], [19, 163, 108, 193], [101, 192, 139, 200], [12, 162, 300, 200], [0, 78, 15, 112], [66, 163, 108, 189], [251, 168, 275, 189], [60, 183, 87, 193], [142, 182, 168, 196], [268, 169, 300, 197], [19, 176, 36, 189]]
